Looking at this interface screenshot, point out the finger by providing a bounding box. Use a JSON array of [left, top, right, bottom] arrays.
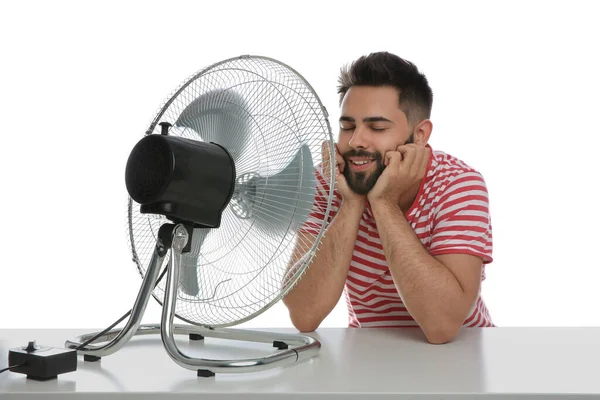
[[397, 144, 416, 168], [334, 143, 344, 172], [419, 147, 430, 175], [408, 146, 425, 176], [385, 151, 402, 169], [334, 143, 346, 172], [322, 140, 331, 163], [411, 146, 429, 176], [322, 140, 336, 178]]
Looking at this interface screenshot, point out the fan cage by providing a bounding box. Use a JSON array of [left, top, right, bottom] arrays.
[[126, 55, 336, 328]]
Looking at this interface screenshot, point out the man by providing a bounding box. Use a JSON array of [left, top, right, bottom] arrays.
[[282, 52, 494, 344]]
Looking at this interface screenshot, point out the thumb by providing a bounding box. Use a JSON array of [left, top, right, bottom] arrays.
[[322, 140, 330, 161]]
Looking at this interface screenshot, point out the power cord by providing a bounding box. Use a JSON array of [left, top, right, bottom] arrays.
[[4, 225, 176, 376], [75, 264, 169, 351], [0, 363, 28, 374], [1, 265, 169, 377]]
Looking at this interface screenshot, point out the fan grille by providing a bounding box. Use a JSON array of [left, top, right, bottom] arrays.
[[127, 56, 334, 327]]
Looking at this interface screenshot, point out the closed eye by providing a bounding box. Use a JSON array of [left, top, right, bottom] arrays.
[[340, 125, 387, 132]]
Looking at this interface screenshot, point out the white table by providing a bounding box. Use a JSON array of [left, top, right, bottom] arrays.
[[1, 327, 599, 399]]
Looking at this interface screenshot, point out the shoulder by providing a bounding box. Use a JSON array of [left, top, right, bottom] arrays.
[[426, 149, 490, 215], [428, 149, 488, 191]]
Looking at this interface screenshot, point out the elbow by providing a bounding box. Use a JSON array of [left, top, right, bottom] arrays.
[[291, 316, 321, 333], [294, 321, 320, 333], [283, 297, 323, 332], [422, 322, 461, 345], [288, 311, 322, 333], [425, 332, 455, 345]]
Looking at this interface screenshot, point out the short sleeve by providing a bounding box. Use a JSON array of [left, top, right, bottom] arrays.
[[429, 171, 493, 264]]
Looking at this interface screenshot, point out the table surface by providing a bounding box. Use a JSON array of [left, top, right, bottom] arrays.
[[1, 326, 600, 399]]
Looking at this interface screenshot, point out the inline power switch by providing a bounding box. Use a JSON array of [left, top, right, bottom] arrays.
[[8, 340, 77, 380]]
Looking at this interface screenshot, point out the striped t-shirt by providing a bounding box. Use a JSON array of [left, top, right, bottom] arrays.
[[302, 145, 494, 328]]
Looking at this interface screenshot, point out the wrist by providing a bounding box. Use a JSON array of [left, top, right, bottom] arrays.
[[369, 199, 403, 217], [340, 197, 366, 214], [369, 197, 398, 209]]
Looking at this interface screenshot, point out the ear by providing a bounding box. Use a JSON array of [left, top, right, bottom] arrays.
[[414, 119, 433, 145]]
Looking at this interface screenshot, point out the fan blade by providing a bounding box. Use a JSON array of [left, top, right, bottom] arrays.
[[178, 228, 210, 296], [250, 144, 316, 234], [174, 89, 251, 162]]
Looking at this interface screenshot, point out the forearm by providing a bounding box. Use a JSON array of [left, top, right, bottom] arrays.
[[283, 200, 364, 331], [370, 201, 469, 341]]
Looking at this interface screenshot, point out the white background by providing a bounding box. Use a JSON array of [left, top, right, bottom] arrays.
[[1, 0, 599, 330]]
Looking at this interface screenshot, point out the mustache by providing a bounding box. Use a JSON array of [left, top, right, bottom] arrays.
[[341, 134, 414, 161], [342, 149, 383, 161]]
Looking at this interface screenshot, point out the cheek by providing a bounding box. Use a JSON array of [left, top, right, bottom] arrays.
[[337, 130, 351, 143], [382, 136, 402, 149], [335, 135, 351, 152]]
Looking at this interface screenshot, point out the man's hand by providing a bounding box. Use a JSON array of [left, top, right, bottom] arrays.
[[322, 141, 366, 206], [367, 144, 430, 205]]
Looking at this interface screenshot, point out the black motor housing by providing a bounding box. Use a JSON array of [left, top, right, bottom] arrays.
[[125, 133, 235, 228]]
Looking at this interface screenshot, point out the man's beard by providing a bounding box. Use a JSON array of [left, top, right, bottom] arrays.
[[341, 134, 414, 195], [342, 149, 385, 195]]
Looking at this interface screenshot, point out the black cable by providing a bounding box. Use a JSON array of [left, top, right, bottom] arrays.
[[75, 310, 132, 351], [75, 264, 169, 351], [1, 267, 168, 375], [0, 363, 27, 374]]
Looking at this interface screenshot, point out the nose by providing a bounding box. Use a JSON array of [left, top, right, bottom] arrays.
[[348, 125, 368, 149]]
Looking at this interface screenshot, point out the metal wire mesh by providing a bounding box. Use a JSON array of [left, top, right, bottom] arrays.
[[126, 56, 334, 327]]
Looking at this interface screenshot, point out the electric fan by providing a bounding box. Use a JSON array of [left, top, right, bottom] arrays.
[[64, 55, 336, 377]]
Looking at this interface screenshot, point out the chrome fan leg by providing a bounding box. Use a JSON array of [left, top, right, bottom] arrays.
[[65, 223, 321, 376], [160, 224, 321, 377], [64, 223, 174, 359]]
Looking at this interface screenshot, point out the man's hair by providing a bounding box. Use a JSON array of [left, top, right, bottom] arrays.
[[337, 52, 433, 127]]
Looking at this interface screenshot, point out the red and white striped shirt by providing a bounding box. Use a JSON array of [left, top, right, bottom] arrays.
[[302, 145, 494, 328]]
